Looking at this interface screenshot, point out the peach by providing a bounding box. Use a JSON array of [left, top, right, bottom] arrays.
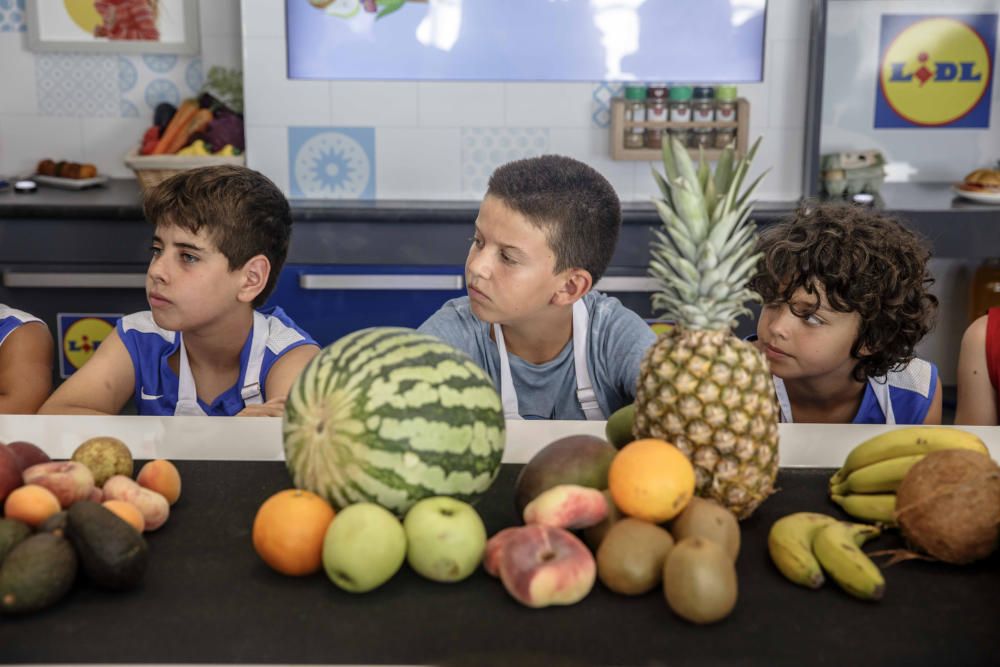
[[22, 461, 95, 508], [136, 459, 181, 505], [103, 500, 145, 533], [522, 484, 608, 530], [4, 484, 61, 527], [103, 475, 169, 531], [484, 524, 596, 608]]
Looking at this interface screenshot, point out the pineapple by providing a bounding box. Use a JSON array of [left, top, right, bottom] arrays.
[[633, 136, 778, 519]]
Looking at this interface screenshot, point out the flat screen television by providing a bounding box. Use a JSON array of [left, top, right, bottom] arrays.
[[287, 0, 767, 82]]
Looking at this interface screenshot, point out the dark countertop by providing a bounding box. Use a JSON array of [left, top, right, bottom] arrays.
[[1, 462, 997, 666], [1, 179, 998, 261]]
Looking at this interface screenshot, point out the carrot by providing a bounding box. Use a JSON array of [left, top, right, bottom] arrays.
[[151, 99, 199, 155], [163, 108, 213, 154]]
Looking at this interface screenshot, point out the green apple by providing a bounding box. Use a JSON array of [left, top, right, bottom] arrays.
[[403, 496, 487, 583], [322, 502, 406, 593]]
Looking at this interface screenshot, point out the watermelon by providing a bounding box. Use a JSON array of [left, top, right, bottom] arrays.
[[283, 327, 506, 515]]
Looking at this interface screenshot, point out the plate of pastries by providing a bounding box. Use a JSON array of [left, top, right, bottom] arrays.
[[33, 159, 108, 189], [953, 166, 1000, 204]]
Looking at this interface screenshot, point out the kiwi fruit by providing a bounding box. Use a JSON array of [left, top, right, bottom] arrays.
[[596, 518, 674, 595], [670, 496, 741, 561], [662, 537, 737, 624]]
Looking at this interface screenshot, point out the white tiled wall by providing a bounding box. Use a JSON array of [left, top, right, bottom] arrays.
[[242, 0, 813, 204], [0, 0, 241, 178]]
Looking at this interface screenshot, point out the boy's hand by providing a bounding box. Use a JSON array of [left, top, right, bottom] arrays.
[[237, 397, 286, 417]]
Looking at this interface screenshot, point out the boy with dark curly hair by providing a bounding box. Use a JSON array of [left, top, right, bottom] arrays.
[[748, 202, 941, 424]]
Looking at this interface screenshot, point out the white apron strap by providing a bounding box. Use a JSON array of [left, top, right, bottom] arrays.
[[174, 335, 207, 417], [572, 300, 604, 421], [240, 311, 268, 405], [869, 378, 896, 425], [772, 375, 793, 424], [493, 322, 523, 420]]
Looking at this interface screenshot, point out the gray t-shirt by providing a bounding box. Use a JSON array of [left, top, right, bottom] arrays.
[[418, 291, 657, 420]]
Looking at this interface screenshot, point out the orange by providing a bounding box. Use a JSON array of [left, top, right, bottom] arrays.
[[4, 484, 61, 527], [252, 489, 336, 576], [608, 439, 695, 523]]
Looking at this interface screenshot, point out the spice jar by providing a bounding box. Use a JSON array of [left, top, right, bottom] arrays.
[[715, 85, 738, 123], [645, 84, 669, 149], [692, 86, 716, 122], [623, 83, 647, 149], [668, 85, 693, 122], [714, 127, 736, 149]]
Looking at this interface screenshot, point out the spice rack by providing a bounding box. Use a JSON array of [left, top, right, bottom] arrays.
[[609, 97, 750, 161]]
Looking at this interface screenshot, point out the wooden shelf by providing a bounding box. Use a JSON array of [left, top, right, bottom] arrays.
[[610, 97, 750, 161]]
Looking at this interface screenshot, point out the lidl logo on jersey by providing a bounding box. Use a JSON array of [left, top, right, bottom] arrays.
[[58, 313, 121, 378], [875, 14, 995, 128]]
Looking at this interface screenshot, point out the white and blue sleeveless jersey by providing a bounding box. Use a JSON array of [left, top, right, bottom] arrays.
[[850, 358, 938, 425], [0, 305, 43, 346], [117, 306, 316, 417]]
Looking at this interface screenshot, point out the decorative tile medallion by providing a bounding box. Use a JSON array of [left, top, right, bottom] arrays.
[[0, 0, 26, 33], [288, 127, 375, 200]]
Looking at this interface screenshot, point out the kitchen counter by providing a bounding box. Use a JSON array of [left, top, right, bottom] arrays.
[[0, 417, 997, 666]]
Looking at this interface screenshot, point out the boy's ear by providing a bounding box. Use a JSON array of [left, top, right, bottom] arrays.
[[237, 254, 271, 304], [551, 268, 593, 306]]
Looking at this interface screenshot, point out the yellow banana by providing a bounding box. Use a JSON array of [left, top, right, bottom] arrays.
[[829, 427, 987, 486], [812, 521, 884, 600], [830, 493, 897, 525], [767, 512, 838, 589], [830, 454, 925, 495]]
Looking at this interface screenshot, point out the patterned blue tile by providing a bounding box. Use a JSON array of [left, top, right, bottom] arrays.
[[37, 54, 119, 117], [289, 127, 375, 200], [592, 82, 624, 128], [461, 128, 549, 197], [0, 0, 26, 33], [118, 55, 202, 119]]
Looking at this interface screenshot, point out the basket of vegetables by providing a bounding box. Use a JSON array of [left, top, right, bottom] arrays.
[[125, 68, 246, 190]]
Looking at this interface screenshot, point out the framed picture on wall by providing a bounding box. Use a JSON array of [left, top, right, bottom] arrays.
[[26, 0, 200, 54]]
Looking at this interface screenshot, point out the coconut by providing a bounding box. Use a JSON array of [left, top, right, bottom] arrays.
[[894, 449, 1000, 565]]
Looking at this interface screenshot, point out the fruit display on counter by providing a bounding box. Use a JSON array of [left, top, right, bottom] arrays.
[[630, 136, 780, 520], [828, 427, 989, 526], [282, 327, 505, 515], [0, 438, 182, 614]]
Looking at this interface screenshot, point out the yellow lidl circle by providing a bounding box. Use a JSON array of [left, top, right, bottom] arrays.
[[880, 18, 991, 126], [63, 0, 102, 35], [63, 318, 113, 371]]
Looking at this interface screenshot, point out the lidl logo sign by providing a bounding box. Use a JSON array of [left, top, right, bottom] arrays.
[[875, 14, 995, 128], [58, 313, 121, 378]]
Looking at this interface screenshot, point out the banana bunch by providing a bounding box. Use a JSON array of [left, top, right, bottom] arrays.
[[829, 427, 988, 525], [768, 512, 885, 600]]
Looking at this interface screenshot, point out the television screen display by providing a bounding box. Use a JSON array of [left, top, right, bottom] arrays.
[[287, 0, 767, 82]]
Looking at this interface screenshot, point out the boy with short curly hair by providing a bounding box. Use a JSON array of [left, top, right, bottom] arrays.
[[748, 202, 941, 424], [41, 165, 319, 417], [419, 155, 656, 420]]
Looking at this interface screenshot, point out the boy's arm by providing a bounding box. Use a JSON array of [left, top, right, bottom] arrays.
[[247, 344, 321, 417], [921, 375, 943, 425], [0, 322, 54, 414], [955, 315, 997, 425], [38, 329, 136, 416]]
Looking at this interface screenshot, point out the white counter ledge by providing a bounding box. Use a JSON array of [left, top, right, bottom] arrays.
[[0, 415, 997, 467]]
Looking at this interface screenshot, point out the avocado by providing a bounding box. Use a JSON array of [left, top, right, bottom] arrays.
[[37, 510, 68, 537], [0, 533, 77, 614], [67, 501, 148, 590], [0, 518, 31, 565]]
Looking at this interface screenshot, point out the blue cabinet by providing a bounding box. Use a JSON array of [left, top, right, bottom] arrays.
[[264, 264, 466, 346]]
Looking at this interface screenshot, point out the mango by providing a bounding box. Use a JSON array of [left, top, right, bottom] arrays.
[[513, 435, 617, 517]]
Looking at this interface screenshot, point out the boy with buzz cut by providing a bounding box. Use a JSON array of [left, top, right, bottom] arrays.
[[749, 202, 941, 425], [40, 165, 319, 417], [418, 154, 656, 421]]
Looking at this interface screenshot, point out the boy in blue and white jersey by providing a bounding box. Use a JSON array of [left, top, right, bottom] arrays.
[[748, 202, 941, 425], [0, 305, 53, 413], [41, 166, 319, 417]]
